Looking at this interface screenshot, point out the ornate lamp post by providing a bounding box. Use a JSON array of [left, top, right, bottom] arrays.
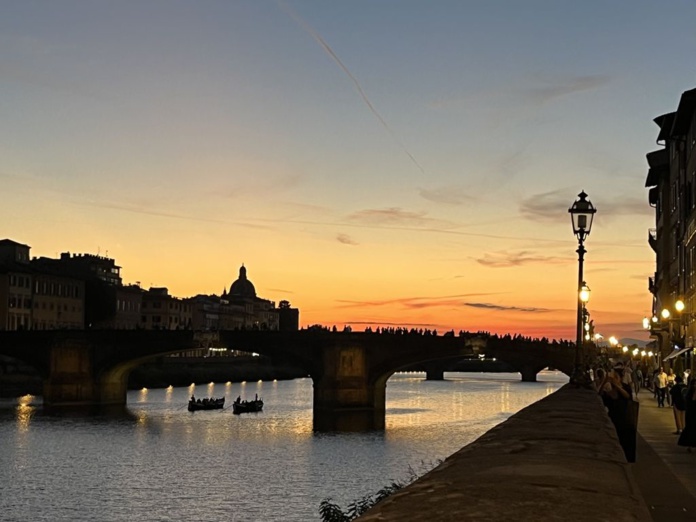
[[569, 191, 597, 385]]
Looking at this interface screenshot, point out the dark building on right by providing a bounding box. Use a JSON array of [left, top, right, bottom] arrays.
[[645, 87, 696, 368]]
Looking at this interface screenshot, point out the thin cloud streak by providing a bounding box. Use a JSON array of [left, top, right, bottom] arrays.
[[525, 75, 611, 105], [418, 186, 476, 205], [465, 302, 552, 313], [476, 251, 569, 268], [336, 293, 501, 310], [75, 200, 272, 230], [336, 233, 358, 245], [278, 0, 427, 176], [347, 207, 459, 230], [519, 190, 651, 223], [73, 197, 644, 249]]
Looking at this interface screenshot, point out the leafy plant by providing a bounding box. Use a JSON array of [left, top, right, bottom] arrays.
[[318, 461, 441, 521]]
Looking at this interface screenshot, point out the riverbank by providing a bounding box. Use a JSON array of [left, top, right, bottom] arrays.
[[357, 384, 651, 521]]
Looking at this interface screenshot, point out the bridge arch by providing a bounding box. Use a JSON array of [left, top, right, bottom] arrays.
[[0, 330, 573, 430]]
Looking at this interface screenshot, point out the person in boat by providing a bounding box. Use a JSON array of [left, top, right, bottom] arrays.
[[255, 393, 258, 401], [190, 395, 195, 402], [235, 396, 241, 404]]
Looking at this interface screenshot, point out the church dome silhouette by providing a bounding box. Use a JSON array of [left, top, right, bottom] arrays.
[[228, 265, 256, 298]]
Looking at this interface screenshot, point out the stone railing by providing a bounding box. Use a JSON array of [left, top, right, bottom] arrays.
[[357, 385, 651, 521]]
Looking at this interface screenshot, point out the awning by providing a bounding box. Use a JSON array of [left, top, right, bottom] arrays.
[[664, 346, 693, 361]]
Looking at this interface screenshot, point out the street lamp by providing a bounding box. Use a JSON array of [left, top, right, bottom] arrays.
[[569, 191, 597, 385]]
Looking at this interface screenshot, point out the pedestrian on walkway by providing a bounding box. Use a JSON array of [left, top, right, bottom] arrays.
[[633, 366, 643, 395], [599, 362, 636, 462], [677, 378, 696, 452], [654, 367, 668, 407], [666, 368, 676, 406], [670, 375, 687, 435]]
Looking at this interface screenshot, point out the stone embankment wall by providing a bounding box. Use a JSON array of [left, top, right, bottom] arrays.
[[357, 385, 651, 522]]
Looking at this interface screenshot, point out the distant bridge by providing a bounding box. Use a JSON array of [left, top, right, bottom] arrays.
[[0, 330, 574, 431]]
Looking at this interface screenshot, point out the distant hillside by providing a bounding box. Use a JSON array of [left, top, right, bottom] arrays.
[[619, 338, 650, 348]]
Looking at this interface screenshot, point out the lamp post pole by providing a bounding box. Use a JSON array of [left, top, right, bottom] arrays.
[[569, 191, 596, 386], [575, 240, 585, 372]]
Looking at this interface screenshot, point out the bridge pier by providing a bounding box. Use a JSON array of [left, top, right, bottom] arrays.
[[519, 365, 546, 383], [425, 368, 445, 380], [43, 339, 128, 414], [312, 345, 386, 431]]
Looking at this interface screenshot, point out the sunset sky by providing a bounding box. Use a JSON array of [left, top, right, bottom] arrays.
[[2, 1, 696, 341]]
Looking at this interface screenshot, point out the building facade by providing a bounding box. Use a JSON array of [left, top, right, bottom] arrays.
[[31, 251, 140, 329], [141, 287, 192, 330], [0, 239, 85, 330], [645, 87, 696, 366]]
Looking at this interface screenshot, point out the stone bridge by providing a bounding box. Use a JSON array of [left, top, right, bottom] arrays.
[[0, 330, 574, 430]]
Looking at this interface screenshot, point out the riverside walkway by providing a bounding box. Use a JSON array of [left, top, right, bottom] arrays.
[[356, 385, 696, 522], [632, 390, 696, 521]]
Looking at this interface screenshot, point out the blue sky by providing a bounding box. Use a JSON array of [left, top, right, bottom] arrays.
[[2, 1, 696, 338]]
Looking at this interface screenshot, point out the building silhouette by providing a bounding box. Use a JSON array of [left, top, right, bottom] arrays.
[[0, 240, 85, 330], [645, 87, 696, 365], [0, 239, 299, 333]]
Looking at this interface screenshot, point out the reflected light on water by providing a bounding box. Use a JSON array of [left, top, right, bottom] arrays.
[[165, 385, 173, 403], [2, 373, 567, 522], [16, 395, 36, 433], [500, 382, 511, 412], [138, 388, 149, 403]]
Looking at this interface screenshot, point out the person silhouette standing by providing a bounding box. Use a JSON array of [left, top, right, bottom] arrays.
[[678, 378, 696, 451], [670, 376, 687, 435], [655, 367, 668, 407]]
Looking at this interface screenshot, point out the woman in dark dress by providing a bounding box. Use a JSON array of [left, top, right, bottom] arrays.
[[678, 378, 696, 451]]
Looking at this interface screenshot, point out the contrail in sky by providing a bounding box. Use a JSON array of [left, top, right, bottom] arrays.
[[277, 0, 427, 176]]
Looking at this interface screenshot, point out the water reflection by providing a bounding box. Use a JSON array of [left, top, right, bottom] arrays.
[[500, 382, 511, 412], [1, 372, 567, 522], [15, 394, 36, 433]]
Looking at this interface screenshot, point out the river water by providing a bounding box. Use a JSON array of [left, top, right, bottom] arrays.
[[0, 371, 567, 521]]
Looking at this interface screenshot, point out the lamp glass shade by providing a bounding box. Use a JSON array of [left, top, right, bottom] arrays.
[[568, 191, 597, 240]]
